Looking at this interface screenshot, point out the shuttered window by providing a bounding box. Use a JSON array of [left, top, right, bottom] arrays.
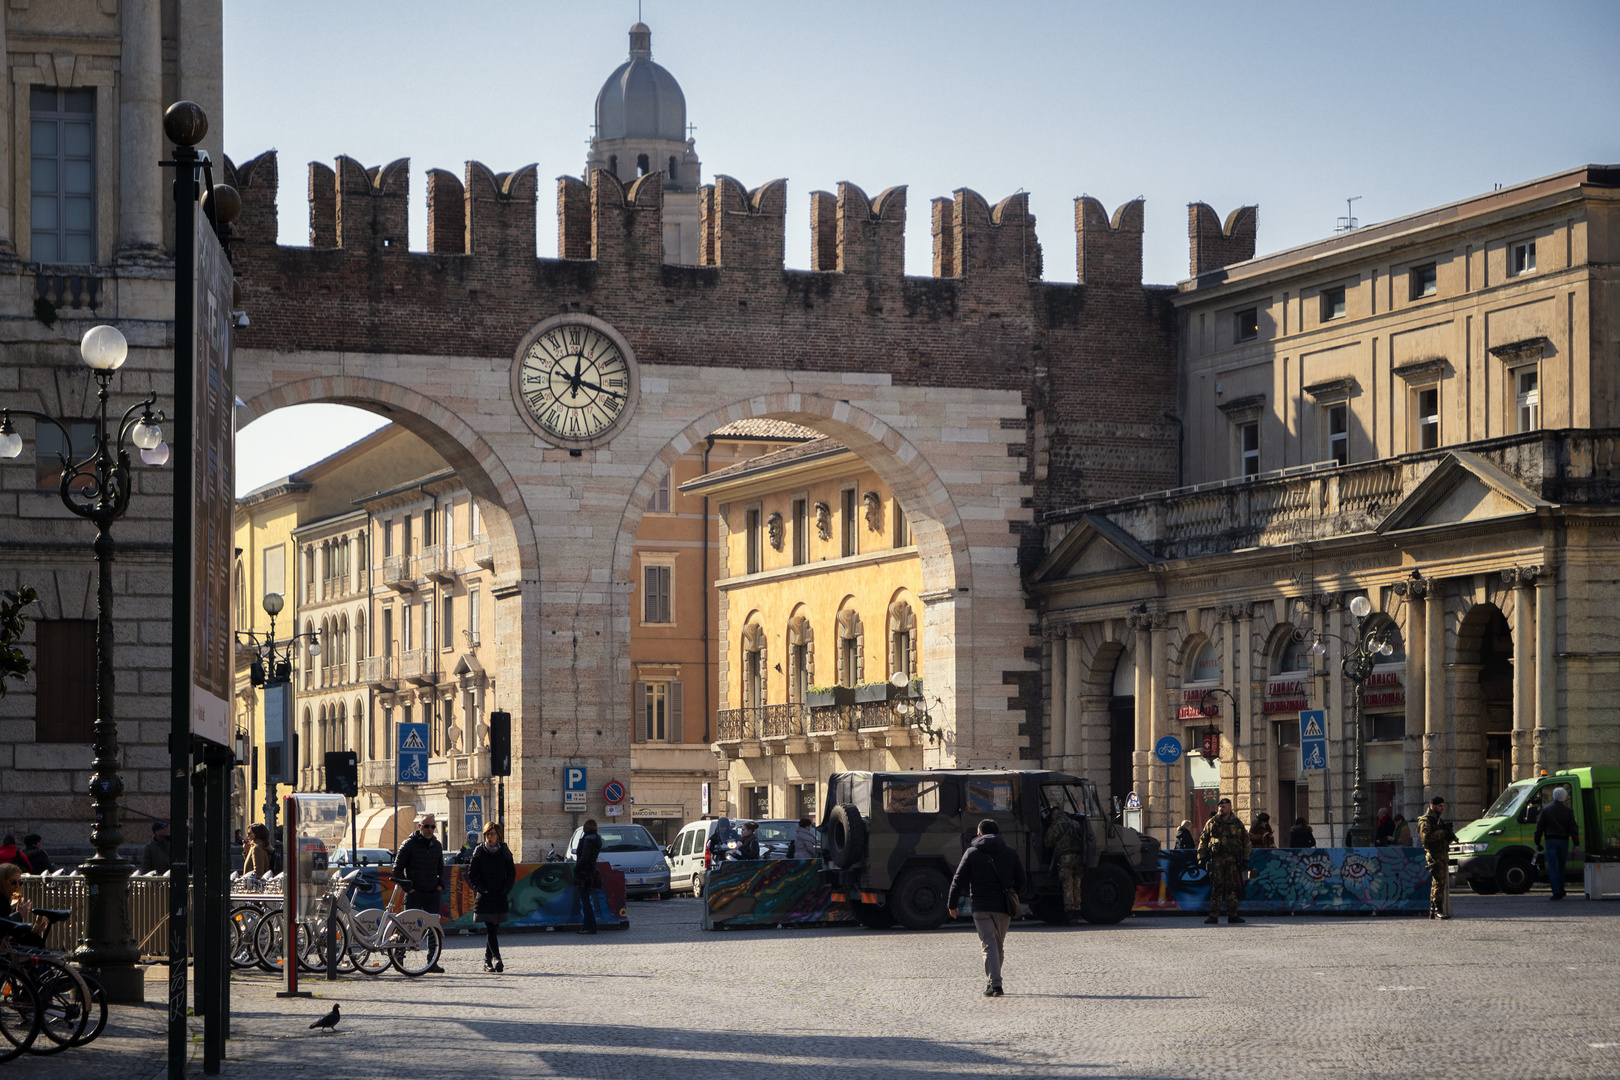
[[643, 564, 671, 624], [633, 681, 683, 743], [34, 620, 95, 742]]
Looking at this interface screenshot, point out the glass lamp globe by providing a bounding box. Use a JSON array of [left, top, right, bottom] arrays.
[[80, 325, 129, 372], [261, 592, 284, 617], [0, 420, 20, 460], [131, 419, 163, 450], [1310, 640, 1327, 656], [1349, 595, 1372, 619], [1377, 641, 1395, 657], [307, 638, 321, 657], [889, 671, 909, 688], [893, 701, 910, 717], [140, 441, 170, 466]]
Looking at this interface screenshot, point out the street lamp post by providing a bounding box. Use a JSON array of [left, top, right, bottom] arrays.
[[0, 324, 169, 1002], [1291, 595, 1398, 848], [235, 592, 321, 831]]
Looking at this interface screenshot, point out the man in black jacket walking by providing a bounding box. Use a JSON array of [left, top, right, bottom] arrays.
[[947, 819, 1026, 997], [393, 815, 446, 970], [1534, 786, 1580, 900]]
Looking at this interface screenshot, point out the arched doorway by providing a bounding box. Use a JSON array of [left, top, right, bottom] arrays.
[[1108, 646, 1135, 815], [1453, 603, 1513, 815]]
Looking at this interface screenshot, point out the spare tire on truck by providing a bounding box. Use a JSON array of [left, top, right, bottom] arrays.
[[824, 803, 868, 869]]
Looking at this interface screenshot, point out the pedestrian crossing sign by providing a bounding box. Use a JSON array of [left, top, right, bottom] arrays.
[[1302, 714, 1325, 739], [1300, 709, 1327, 772], [401, 728, 426, 750]]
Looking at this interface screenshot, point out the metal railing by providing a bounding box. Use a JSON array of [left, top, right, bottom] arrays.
[[361, 654, 396, 686], [718, 702, 898, 740], [16, 871, 178, 959], [416, 545, 452, 582], [716, 708, 753, 741], [382, 555, 414, 590], [473, 534, 493, 568], [401, 647, 436, 683]]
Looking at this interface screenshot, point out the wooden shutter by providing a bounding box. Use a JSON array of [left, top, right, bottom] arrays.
[[658, 567, 671, 623], [669, 681, 683, 743], [632, 681, 647, 743], [35, 620, 95, 743]]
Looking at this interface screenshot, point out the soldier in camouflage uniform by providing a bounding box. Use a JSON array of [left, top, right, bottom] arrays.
[[1197, 797, 1251, 925], [1418, 795, 1457, 920], [1042, 807, 1087, 912]]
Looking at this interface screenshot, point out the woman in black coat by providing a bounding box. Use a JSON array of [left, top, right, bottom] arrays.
[[467, 822, 516, 972]]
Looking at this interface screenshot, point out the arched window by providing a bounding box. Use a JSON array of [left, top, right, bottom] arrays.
[[1367, 616, 1405, 665], [338, 702, 348, 751], [608, 154, 618, 177], [234, 560, 246, 631], [355, 610, 366, 661], [667, 156, 677, 184], [836, 608, 864, 688], [1188, 639, 1220, 684], [887, 601, 918, 684], [301, 710, 312, 771], [741, 623, 767, 709], [636, 153, 649, 176], [786, 615, 814, 703], [1276, 632, 1314, 674]]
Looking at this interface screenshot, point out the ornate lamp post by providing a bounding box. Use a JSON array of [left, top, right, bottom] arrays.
[[1291, 595, 1398, 848], [0, 324, 168, 1001], [889, 670, 944, 745], [235, 592, 320, 828]]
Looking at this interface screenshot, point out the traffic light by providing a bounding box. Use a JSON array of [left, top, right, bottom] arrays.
[[324, 750, 358, 798], [489, 711, 511, 777]]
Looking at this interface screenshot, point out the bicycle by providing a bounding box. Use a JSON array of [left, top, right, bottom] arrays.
[[319, 872, 442, 978], [0, 909, 105, 1055]]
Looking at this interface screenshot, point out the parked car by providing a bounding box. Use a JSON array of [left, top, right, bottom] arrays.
[[334, 847, 397, 868], [567, 823, 672, 899], [666, 818, 736, 898]]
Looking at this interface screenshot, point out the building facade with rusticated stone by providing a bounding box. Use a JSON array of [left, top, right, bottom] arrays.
[[1034, 166, 1620, 864]]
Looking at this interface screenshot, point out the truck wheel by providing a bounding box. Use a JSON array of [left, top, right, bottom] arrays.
[[852, 900, 895, 929], [889, 868, 950, 930], [1079, 863, 1135, 925], [1497, 856, 1534, 895], [825, 803, 868, 869], [1467, 878, 1500, 895]]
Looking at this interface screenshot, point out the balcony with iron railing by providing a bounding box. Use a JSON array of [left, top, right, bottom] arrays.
[[473, 533, 493, 569], [417, 545, 454, 583], [401, 648, 437, 685], [362, 654, 397, 688], [382, 554, 415, 592], [718, 702, 904, 745], [360, 758, 395, 789]]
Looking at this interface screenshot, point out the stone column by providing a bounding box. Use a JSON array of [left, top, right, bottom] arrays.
[[1534, 568, 1557, 776], [1048, 631, 1067, 761], [1423, 587, 1446, 802], [1507, 568, 1535, 781], [1063, 635, 1083, 764], [1402, 578, 1427, 817], [1129, 614, 1154, 811], [1238, 604, 1256, 816], [0, 12, 12, 257], [119, 0, 165, 258], [1149, 615, 1169, 838]]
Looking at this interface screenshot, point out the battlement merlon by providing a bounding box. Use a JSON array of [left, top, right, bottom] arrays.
[[1188, 202, 1259, 278], [225, 150, 1175, 294], [1075, 196, 1144, 286]]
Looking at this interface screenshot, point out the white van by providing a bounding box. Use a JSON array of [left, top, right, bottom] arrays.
[[666, 818, 732, 897]]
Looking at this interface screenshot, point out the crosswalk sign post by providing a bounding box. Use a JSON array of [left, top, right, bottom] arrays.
[[394, 721, 431, 853], [1299, 709, 1332, 845], [464, 794, 484, 839]]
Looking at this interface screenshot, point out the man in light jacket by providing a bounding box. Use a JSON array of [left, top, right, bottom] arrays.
[[790, 817, 821, 860]]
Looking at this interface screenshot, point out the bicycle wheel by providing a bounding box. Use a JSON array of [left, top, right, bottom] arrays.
[[296, 919, 345, 975], [27, 960, 89, 1054], [70, 974, 107, 1047], [346, 910, 391, 976], [229, 905, 264, 970], [386, 916, 442, 977], [0, 963, 43, 1063], [251, 910, 286, 973]]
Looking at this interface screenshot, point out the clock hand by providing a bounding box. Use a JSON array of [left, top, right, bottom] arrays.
[[574, 378, 624, 399]]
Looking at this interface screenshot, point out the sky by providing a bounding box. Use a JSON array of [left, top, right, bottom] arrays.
[[228, 0, 1620, 495]]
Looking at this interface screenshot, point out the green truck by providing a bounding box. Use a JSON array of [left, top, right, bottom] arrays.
[[1449, 767, 1620, 894]]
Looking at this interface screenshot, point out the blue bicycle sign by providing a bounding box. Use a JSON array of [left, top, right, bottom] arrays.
[[1154, 735, 1183, 765], [397, 722, 430, 785]]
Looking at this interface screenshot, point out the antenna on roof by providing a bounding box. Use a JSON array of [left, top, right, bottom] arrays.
[[1335, 196, 1361, 234]]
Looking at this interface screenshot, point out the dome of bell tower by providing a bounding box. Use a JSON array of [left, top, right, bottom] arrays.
[[594, 22, 687, 142]]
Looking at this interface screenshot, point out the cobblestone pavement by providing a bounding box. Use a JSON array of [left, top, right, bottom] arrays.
[[19, 890, 1620, 1079]]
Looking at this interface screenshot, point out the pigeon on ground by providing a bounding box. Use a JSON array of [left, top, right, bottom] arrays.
[[309, 1004, 340, 1033]]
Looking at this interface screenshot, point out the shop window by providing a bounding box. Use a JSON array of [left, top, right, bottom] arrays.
[[1370, 714, 1405, 742], [795, 783, 818, 820], [747, 786, 769, 819]]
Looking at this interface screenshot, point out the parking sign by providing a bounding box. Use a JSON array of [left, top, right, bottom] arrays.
[[564, 765, 588, 811]]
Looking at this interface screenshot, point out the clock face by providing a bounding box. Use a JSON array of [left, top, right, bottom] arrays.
[[510, 317, 637, 447]]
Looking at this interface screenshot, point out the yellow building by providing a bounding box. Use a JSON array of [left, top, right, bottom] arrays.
[[231, 425, 445, 838], [682, 436, 926, 821]]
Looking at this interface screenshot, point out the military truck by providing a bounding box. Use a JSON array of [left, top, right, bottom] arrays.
[[819, 769, 1158, 930], [1449, 766, 1620, 894]]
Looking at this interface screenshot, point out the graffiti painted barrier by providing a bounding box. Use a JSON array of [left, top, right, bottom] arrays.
[[1134, 847, 1431, 914], [370, 863, 629, 930], [702, 859, 855, 929]]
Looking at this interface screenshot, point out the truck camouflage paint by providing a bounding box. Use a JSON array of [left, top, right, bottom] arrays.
[[818, 769, 1158, 930], [1449, 767, 1620, 894]]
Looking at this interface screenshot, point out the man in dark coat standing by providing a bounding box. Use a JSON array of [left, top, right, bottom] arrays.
[[141, 822, 172, 873], [467, 821, 516, 972], [393, 814, 446, 970], [1534, 786, 1580, 901], [947, 819, 1026, 997], [573, 819, 603, 934]]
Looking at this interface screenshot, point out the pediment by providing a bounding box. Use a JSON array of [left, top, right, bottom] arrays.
[[1375, 451, 1551, 535], [1032, 514, 1154, 584]]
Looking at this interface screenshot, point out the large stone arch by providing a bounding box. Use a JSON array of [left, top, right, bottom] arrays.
[[610, 392, 1023, 769]]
